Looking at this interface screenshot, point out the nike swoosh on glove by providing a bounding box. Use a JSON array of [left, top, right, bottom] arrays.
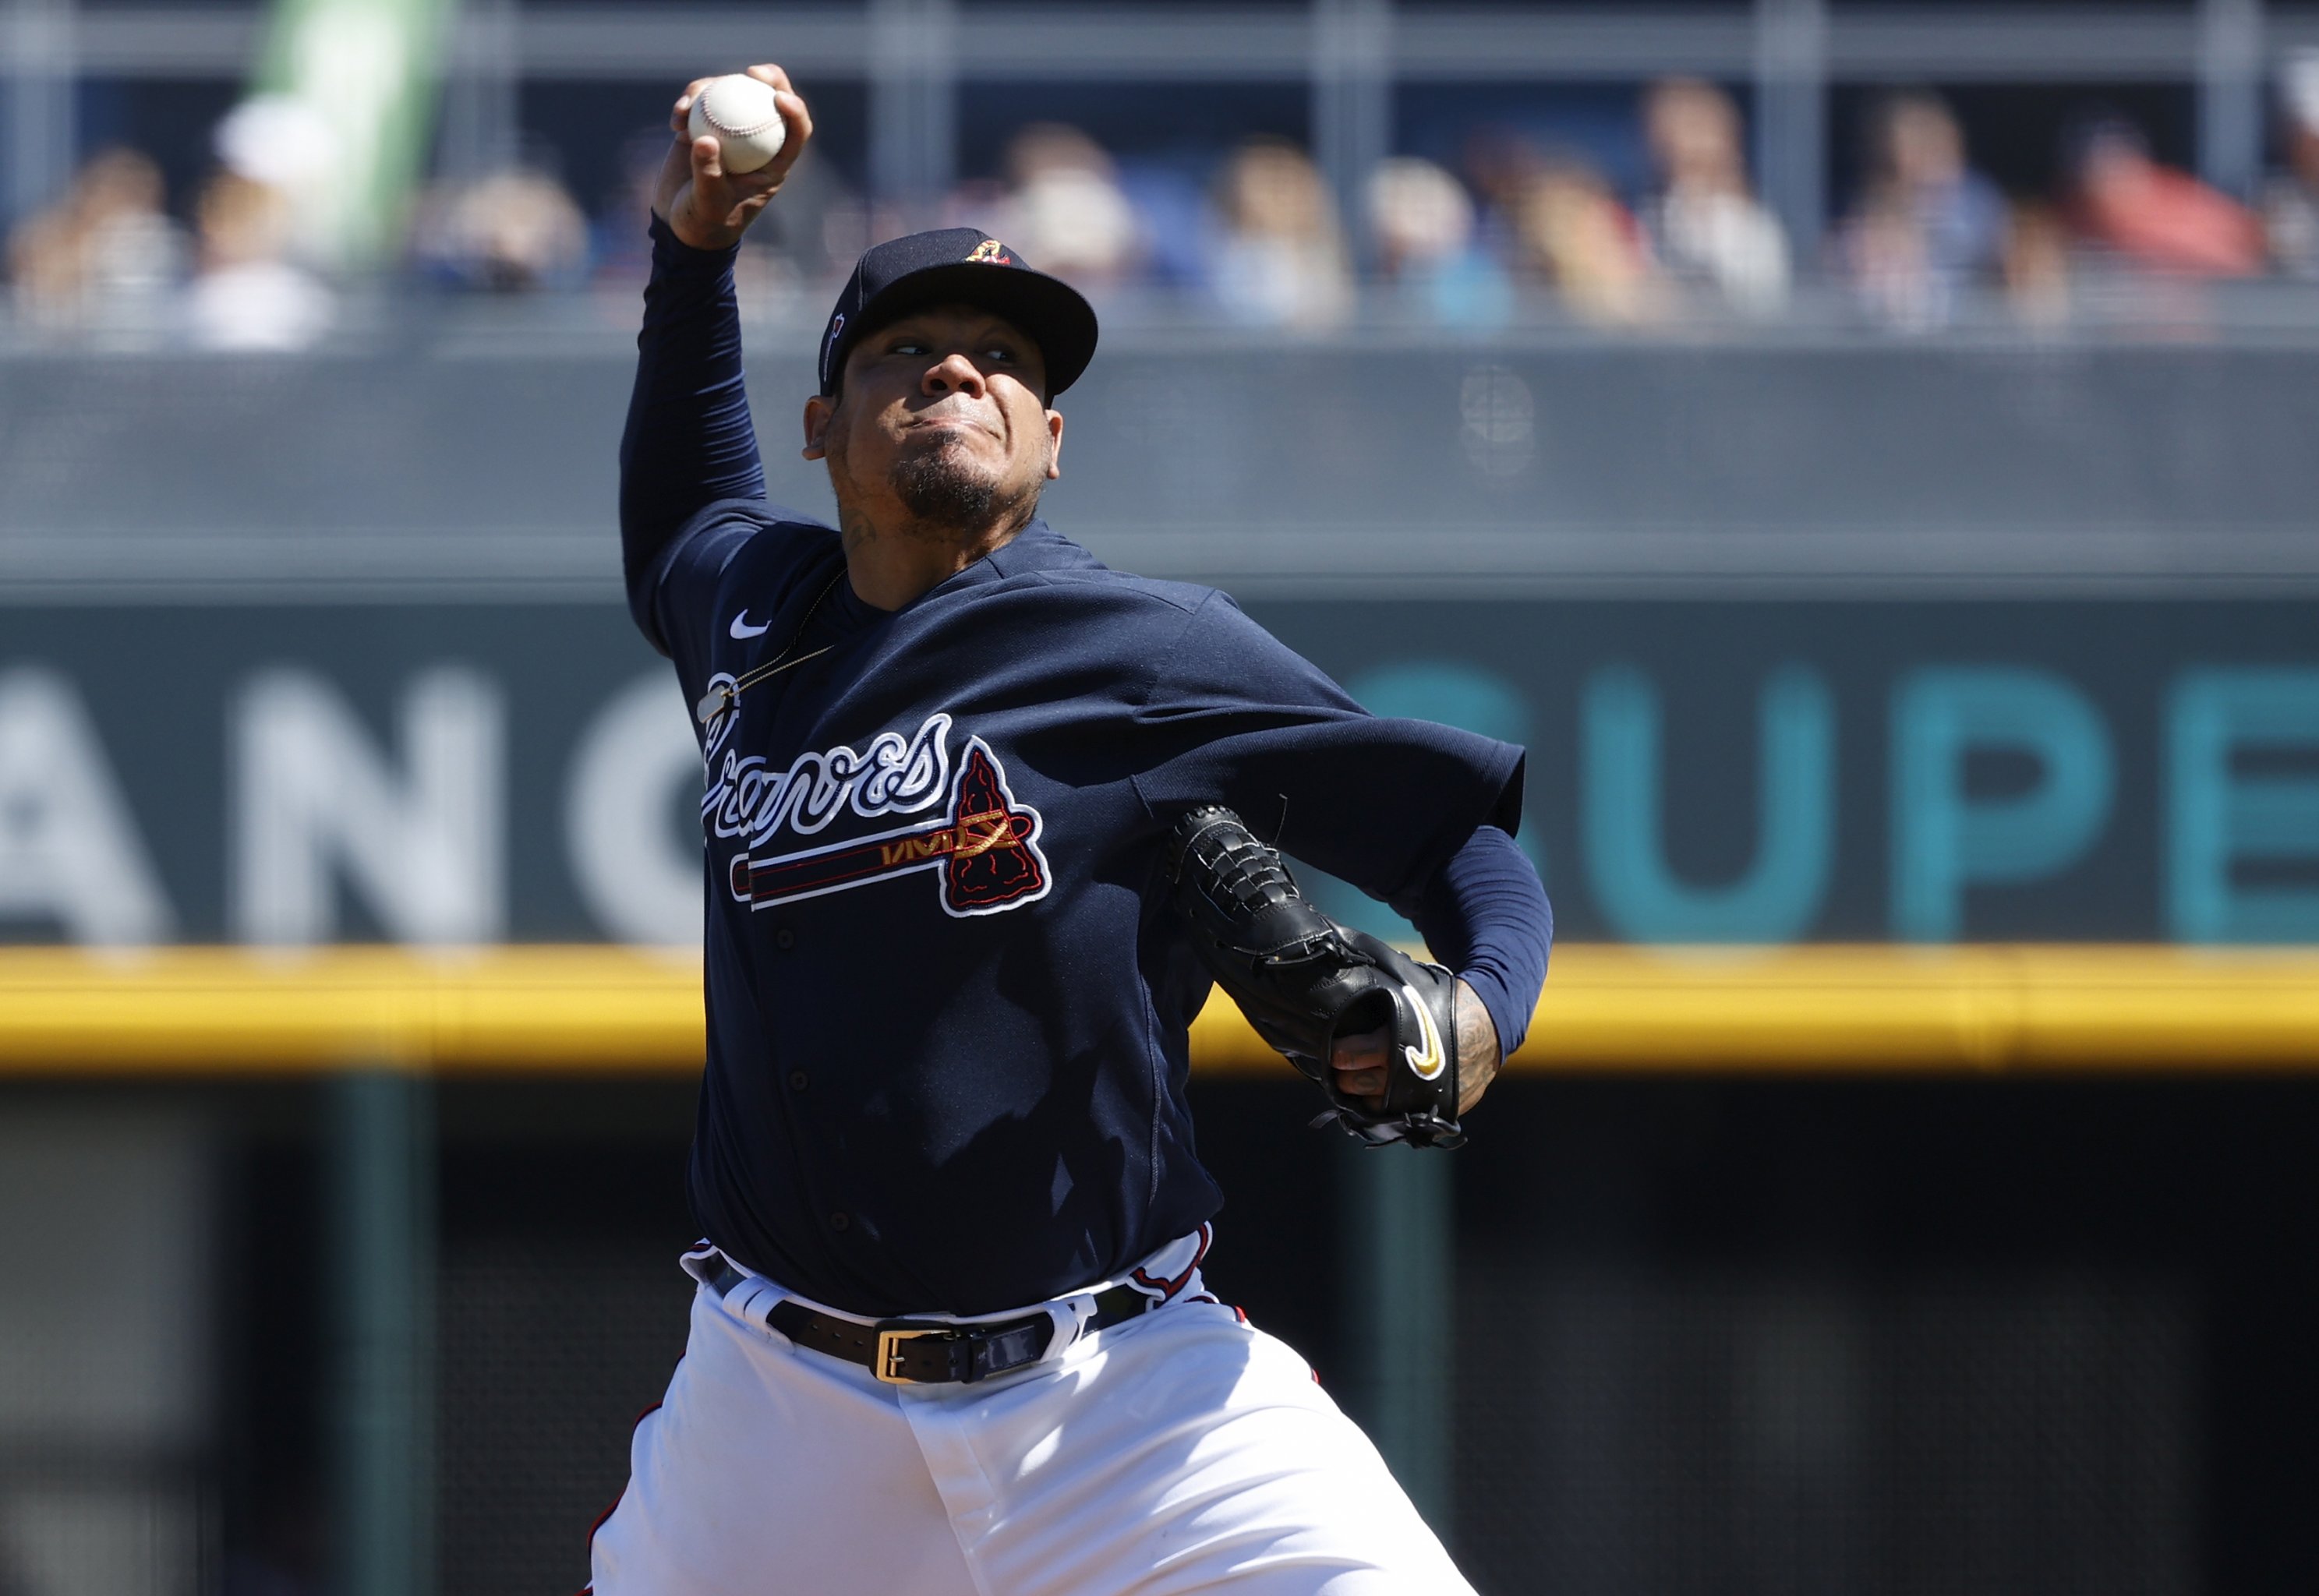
[[1166, 805, 1465, 1149]]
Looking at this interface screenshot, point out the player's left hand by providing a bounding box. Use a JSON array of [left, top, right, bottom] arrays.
[[1330, 978, 1501, 1117], [655, 64, 815, 251]]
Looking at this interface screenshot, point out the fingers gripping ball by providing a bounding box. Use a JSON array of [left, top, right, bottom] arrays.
[[689, 75, 787, 173], [1166, 806, 1465, 1149]]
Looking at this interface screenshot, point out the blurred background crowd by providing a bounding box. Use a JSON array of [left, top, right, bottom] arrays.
[[12, 45, 2319, 349]]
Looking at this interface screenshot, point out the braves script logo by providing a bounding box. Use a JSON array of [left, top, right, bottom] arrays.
[[707, 712, 1050, 919], [705, 712, 951, 846]]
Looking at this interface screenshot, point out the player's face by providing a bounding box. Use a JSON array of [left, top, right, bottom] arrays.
[[803, 305, 1065, 534]]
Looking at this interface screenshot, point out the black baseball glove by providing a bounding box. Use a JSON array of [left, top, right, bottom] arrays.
[[1166, 805, 1465, 1149]]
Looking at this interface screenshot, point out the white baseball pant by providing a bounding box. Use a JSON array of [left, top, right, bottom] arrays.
[[585, 1228, 1476, 1595]]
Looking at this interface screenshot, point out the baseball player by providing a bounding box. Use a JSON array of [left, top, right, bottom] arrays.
[[589, 64, 1553, 1594]]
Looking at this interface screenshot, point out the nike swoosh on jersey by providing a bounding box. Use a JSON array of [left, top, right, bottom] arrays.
[[729, 612, 772, 639]]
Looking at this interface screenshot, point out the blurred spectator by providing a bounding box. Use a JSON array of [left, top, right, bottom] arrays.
[[1110, 162, 1211, 290], [2067, 114, 2263, 277], [992, 124, 1142, 285], [1513, 158, 1660, 326], [2263, 50, 2319, 277], [1458, 128, 1547, 271], [185, 97, 338, 351], [1367, 155, 1513, 327], [186, 170, 334, 351], [414, 166, 590, 292], [1209, 139, 1353, 328], [2003, 200, 2074, 327], [1836, 91, 2009, 330], [212, 94, 338, 267], [1638, 78, 1789, 316], [5, 147, 186, 336]]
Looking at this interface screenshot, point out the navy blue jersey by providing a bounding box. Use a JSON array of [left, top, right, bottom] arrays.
[[618, 218, 1548, 1316], [642, 503, 1523, 1315]]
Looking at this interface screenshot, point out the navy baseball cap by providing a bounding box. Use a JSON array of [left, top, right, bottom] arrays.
[[817, 227, 1098, 400]]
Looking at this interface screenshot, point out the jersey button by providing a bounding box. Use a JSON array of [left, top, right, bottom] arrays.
[[787, 1069, 809, 1092], [774, 927, 795, 951], [829, 1211, 850, 1233]]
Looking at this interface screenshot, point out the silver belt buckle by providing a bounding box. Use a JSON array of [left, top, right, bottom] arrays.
[[875, 1326, 947, 1384]]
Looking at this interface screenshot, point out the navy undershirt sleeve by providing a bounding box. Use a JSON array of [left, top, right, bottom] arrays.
[[1398, 824, 1553, 1058], [619, 215, 767, 649]]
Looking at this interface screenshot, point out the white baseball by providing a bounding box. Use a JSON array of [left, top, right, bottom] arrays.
[[688, 75, 787, 175]]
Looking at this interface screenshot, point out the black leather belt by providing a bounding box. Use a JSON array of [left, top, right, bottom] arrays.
[[711, 1262, 1158, 1385]]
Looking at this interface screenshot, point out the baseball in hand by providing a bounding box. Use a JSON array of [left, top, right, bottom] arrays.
[[689, 75, 787, 174]]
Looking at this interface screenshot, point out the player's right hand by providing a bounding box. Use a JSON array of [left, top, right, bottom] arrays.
[[655, 65, 814, 252]]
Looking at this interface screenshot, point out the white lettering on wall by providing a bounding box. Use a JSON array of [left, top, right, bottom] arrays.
[[232, 669, 504, 946], [0, 669, 174, 945], [564, 673, 702, 948]]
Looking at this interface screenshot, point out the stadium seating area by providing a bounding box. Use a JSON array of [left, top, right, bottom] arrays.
[[9, 3, 2319, 347]]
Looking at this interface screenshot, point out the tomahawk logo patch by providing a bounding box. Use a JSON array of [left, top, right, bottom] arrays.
[[715, 715, 1050, 919]]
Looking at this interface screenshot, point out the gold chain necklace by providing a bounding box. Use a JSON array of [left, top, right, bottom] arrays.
[[693, 571, 848, 726]]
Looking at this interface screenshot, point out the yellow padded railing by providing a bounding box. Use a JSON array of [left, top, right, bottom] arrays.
[[0, 945, 2315, 1075]]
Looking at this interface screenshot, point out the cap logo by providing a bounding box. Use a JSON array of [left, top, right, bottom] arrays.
[[964, 239, 1013, 265]]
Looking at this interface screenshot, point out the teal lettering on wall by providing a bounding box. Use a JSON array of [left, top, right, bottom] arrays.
[[2165, 669, 2319, 943], [1889, 668, 2114, 941], [1578, 665, 1833, 942]]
